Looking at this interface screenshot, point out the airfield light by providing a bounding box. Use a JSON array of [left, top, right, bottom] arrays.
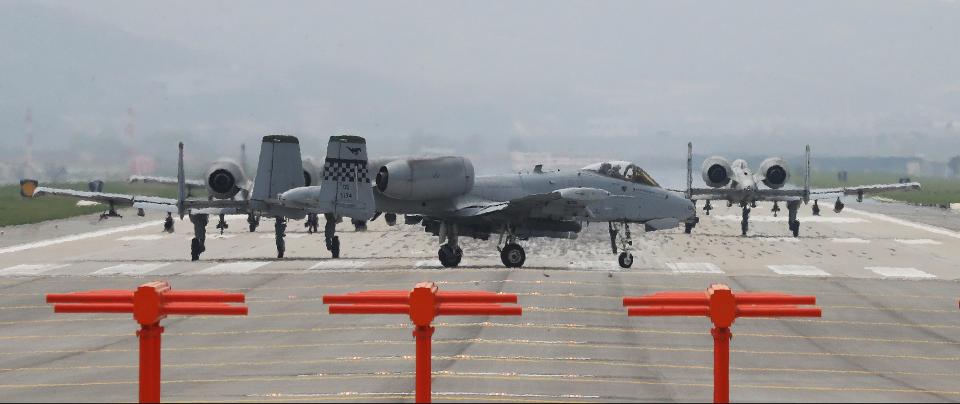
[[323, 282, 522, 403], [623, 284, 821, 403], [46, 281, 247, 403]]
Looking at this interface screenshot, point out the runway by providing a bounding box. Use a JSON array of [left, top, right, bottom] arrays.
[[0, 201, 958, 402]]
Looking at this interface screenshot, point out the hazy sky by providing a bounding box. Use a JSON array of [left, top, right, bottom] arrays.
[[3, 0, 960, 171]]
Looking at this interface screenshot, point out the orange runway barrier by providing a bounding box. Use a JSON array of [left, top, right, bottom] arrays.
[[46, 281, 247, 403], [623, 284, 821, 403], [323, 282, 522, 403]]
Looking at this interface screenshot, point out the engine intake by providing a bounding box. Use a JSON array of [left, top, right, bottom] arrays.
[[701, 157, 732, 188], [758, 157, 790, 189], [376, 157, 475, 200]]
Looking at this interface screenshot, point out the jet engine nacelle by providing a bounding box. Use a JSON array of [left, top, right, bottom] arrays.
[[302, 157, 322, 186], [376, 156, 475, 200], [701, 157, 732, 188], [206, 159, 245, 200], [758, 157, 790, 189]]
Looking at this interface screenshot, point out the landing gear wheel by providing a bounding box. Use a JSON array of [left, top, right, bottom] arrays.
[[190, 238, 201, 261], [500, 244, 526, 268], [164, 216, 174, 233], [330, 236, 341, 259], [618, 252, 634, 269], [790, 220, 800, 237], [684, 222, 694, 234], [385, 213, 397, 226], [438, 244, 462, 268]]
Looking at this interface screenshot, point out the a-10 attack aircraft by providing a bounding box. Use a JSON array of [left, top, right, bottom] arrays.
[[129, 144, 336, 236], [22, 135, 376, 261], [682, 143, 921, 237], [365, 157, 697, 269]]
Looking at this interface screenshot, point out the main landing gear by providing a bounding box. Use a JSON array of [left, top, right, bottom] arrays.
[[99, 201, 122, 221], [274, 217, 287, 259], [437, 222, 464, 268], [740, 204, 751, 236], [609, 222, 634, 269], [247, 213, 260, 232], [787, 200, 801, 237], [324, 213, 340, 258], [833, 198, 845, 213], [771, 201, 781, 217], [812, 200, 821, 216], [703, 200, 713, 216], [216, 214, 229, 235], [163, 213, 174, 233], [189, 213, 208, 261]]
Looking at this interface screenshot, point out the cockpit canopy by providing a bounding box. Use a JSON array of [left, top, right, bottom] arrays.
[[582, 161, 661, 187]]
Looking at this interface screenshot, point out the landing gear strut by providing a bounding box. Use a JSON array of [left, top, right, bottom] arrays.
[[216, 214, 229, 235], [788, 200, 801, 237], [609, 221, 634, 268], [163, 213, 174, 233], [189, 213, 208, 261], [772, 201, 781, 217], [438, 222, 463, 268], [834, 198, 845, 213], [274, 217, 287, 259], [496, 225, 525, 268], [812, 200, 821, 216], [305, 213, 319, 234], [324, 213, 340, 258], [740, 204, 751, 236], [247, 213, 260, 232], [703, 200, 713, 216]]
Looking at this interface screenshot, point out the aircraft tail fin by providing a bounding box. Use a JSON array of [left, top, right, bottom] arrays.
[[686, 142, 693, 199], [317, 135, 375, 219], [251, 135, 305, 203], [803, 144, 811, 203], [177, 142, 186, 218]]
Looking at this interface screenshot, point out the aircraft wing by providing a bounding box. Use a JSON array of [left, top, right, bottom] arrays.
[[453, 187, 611, 219], [130, 175, 206, 188], [27, 185, 248, 215], [808, 182, 921, 200]]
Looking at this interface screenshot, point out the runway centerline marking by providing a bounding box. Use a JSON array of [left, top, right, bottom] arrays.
[[0, 221, 163, 255], [831, 238, 870, 244], [667, 263, 724, 274], [894, 238, 942, 245], [867, 267, 936, 279], [309, 261, 368, 270], [117, 234, 166, 241], [767, 265, 830, 277], [197, 261, 270, 275], [0, 264, 69, 276], [92, 263, 171, 276]]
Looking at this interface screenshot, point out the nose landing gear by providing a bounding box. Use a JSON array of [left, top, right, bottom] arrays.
[[609, 221, 634, 269]]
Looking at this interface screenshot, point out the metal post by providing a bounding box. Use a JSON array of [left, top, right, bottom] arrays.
[[711, 326, 731, 404], [414, 325, 435, 403], [137, 323, 164, 403]]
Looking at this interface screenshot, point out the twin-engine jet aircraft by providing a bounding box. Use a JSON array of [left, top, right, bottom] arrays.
[[683, 143, 921, 236], [356, 157, 698, 269], [22, 135, 376, 261]]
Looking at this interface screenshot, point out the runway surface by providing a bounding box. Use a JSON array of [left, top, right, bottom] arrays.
[[0, 201, 959, 402]]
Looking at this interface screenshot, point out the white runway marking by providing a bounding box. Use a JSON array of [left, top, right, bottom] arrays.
[[118, 234, 166, 241], [847, 208, 960, 240], [667, 262, 724, 274], [713, 215, 867, 223], [309, 260, 368, 270], [569, 261, 619, 270], [771, 237, 800, 243], [92, 263, 170, 276], [259, 233, 307, 239], [198, 261, 269, 274], [894, 238, 942, 245], [208, 234, 237, 240], [832, 238, 871, 244], [0, 221, 163, 256], [0, 264, 69, 276], [768, 265, 830, 277], [867, 267, 936, 279]]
